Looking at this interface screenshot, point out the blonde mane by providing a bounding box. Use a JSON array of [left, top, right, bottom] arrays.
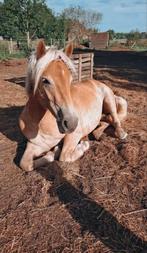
[[26, 47, 76, 95]]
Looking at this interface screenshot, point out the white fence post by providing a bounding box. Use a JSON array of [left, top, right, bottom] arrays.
[[9, 38, 13, 54]]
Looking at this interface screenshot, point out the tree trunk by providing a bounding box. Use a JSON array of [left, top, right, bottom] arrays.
[[26, 31, 30, 48]]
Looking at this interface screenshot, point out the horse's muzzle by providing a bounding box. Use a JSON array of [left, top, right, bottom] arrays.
[[57, 108, 78, 134]]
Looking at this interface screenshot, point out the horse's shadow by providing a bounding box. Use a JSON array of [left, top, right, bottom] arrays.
[[37, 163, 147, 253], [0, 75, 27, 164], [0, 105, 27, 165], [5, 76, 26, 88]]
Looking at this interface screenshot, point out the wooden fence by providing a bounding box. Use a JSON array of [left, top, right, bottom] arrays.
[[72, 53, 94, 82]]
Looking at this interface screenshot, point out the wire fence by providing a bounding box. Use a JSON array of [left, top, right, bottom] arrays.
[[0, 38, 66, 59]]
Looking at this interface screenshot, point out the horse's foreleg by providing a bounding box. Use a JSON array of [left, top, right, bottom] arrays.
[[20, 142, 54, 171], [59, 135, 89, 162]]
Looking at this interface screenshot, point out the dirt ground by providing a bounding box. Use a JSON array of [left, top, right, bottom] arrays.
[[0, 50, 147, 253]]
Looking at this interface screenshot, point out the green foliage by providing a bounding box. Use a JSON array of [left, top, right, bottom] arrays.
[[46, 14, 67, 43], [126, 29, 140, 41], [19, 41, 32, 57], [0, 50, 25, 60], [0, 0, 19, 39], [107, 29, 115, 40], [0, 0, 55, 40], [133, 45, 147, 52]]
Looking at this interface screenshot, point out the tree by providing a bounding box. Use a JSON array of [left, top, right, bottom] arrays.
[[127, 29, 140, 41], [0, 0, 20, 39], [63, 6, 102, 30], [62, 6, 102, 42], [0, 0, 54, 45], [46, 14, 67, 46], [107, 29, 115, 40]]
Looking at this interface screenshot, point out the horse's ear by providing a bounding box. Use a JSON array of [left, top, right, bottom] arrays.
[[36, 40, 46, 60], [65, 43, 73, 58]]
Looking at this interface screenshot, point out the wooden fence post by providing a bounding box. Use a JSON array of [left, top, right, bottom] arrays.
[[78, 54, 82, 81], [90, 53, 94, 79], [9, 38, 13, 54]]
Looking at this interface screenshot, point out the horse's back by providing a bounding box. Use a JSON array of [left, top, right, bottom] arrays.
[[71, 79, 105, 107]]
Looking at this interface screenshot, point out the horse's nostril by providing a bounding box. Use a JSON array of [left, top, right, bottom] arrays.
[[57, 109, 63, 120], [63, 120, 68, 129], [60, 113, 78, 133]]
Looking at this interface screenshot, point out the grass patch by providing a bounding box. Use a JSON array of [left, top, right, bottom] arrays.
[[133, 45, 147, 52], [0, 51, 25, 60]]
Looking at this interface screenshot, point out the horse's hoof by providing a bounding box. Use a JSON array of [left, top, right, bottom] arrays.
[[115, 127, 128, 140], [81, 140, 90, 151], [120, 132, 128, 139], [116, 131, 128, 139]]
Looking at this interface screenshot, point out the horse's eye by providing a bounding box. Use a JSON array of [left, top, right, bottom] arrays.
[[42, 78, 51, 86]]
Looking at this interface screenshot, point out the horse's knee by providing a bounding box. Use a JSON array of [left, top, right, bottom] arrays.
[[19, 142, 48, 171], [59, 141, 89, 162], [20, 155, 34, 172]]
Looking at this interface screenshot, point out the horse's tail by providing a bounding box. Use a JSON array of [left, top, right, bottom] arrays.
[[115, 95, 127, 121]]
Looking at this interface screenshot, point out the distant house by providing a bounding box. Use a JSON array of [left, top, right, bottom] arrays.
[[89, 32, 109, 49]]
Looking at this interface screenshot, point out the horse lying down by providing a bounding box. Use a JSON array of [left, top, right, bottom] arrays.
[[19, 41, 127, 171]]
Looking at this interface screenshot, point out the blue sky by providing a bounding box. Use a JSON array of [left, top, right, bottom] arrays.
[[47, 0, 147, 32]]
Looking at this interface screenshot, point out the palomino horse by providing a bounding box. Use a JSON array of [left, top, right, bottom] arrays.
[[19, 41, 127, 171]]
